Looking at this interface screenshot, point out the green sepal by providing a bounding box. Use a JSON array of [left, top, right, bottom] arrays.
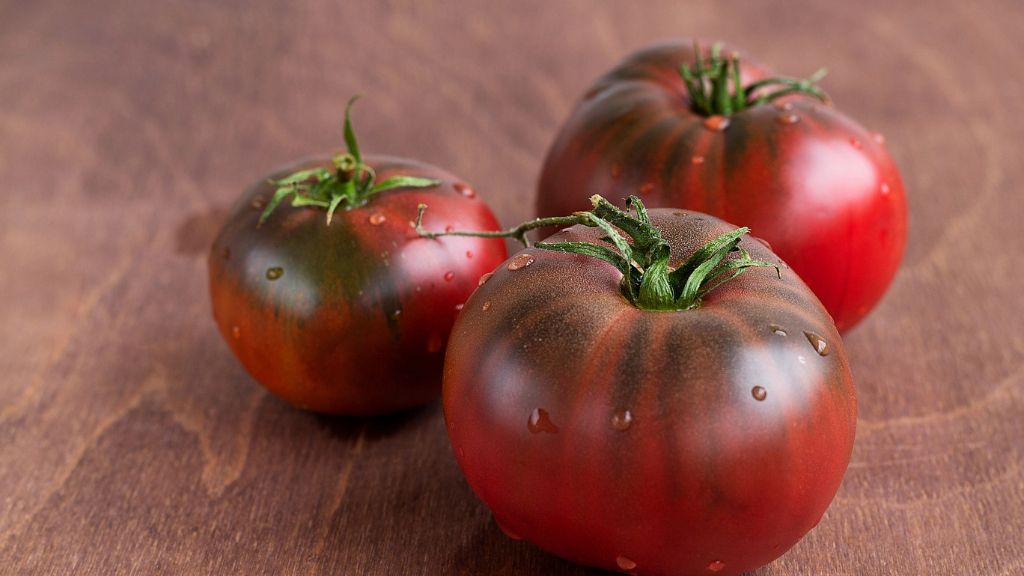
[[369, 176, 441, 195]]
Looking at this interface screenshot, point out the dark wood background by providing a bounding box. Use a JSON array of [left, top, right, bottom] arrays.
[[3, 0, 1022, 574]]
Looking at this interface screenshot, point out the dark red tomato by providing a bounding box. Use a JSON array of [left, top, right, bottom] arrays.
[[537, 40, 907, 332], [209, 155, 506, 415], [444, 209, 856, 575]]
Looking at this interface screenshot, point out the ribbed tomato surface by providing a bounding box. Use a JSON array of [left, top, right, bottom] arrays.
[[537, 41, 907, 332], [209, 155, 506, 415], [444, 209, 856, 575]]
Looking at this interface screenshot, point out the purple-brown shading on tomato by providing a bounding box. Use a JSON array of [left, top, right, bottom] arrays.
[[442, 202, 856, 575], [538, 40, 907, 332], [209, 99, 507, 415]]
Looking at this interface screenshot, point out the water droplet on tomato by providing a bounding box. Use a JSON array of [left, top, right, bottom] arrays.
[[751, 386, 767, 401], [368, 212, 386, 225], [704, 115, 730, 131], [707, 560, 726, 572], [850, 137, 862, 149], [798, 355, 808, 365], [496, 518, 523, 541], [638, 182, 654, 195], [482, 301, 492, 311], [478, 272, 494, 286], [444, 224, 455, 233], [444, 271, 455, 282], [611, 410, 633, 431], [616, 556, 637, 571], [880, 182, 891, 195], [265, 267, 283, 280], [777, 112, 800, 125], [803, 331, 830, 356], [691, 155, 705, 165], [774, 101, 793, 111], [610, 163, 622, 179], [465, 250, 473, 259], [390, 309, 402, 320], [454, 303, 464, 312], [251, 196, 265, 209], [507, 253, 535, 271], [528, 408, 558, 434], [231, 326, 241, 339], [769, 324, 787, 336], [426, 333, 444, 353], [453, 182, 476, 198], [873, 132, 886, 145]]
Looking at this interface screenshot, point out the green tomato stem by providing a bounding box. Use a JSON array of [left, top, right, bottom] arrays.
[[416, 195, 781, 311]]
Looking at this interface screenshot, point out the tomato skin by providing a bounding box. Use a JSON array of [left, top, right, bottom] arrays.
[[444, 209, 856, 575], [209, 155, 507, 415], [537, 41, 907, 332]]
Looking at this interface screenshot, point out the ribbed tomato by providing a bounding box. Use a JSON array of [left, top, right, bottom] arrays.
[[537, 41, 907, 332], [209, 100, 507, 415], [441, 200, 856, 575]]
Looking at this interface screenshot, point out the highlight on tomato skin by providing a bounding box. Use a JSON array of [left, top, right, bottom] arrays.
[[208, 99, 508, 416], [439, 202, 856, 576], [536, 39, 908, 333]]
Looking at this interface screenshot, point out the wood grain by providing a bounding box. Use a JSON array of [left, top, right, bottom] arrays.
[[2, 0, 1022, 574]]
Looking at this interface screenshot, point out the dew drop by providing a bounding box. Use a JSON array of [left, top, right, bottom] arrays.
[[704, 115, 730, 131], [478, 272, 494, 286], [803, 331, 830, 356], [368, 212, 386, 225], [507, 253, 535, 271], [777, 112, 800, 125], [390, 309, 402, 320], [465, 250, 474, 259], [611, 410, 633, 431], [798, 355, 808, 365], [773, 101, 793, 111], [482, 301, 492, 311], [528, 408, 559, 434], [691, 155, 705, 165], [751, 386, 767, 401], [454, 303, 464, 312], [769, 324, 788, 337], [872, 132, 886, 145], [638, 182, 654, 195], [444, 271, 455, 282], [707, 560, 726, 572], [610, 163, 622, 179], [850, 137, 862, 149], [880, 182, 891, 195], [231, 326, 241, 339], [616, 556, 637, 571], [251, 196, 266, 209], [496, 518, 523, 541], [265, 267, 283, 280], [453, 182, 476, 198], [426, 333, 444, 354], [444, 224, 455, 233]]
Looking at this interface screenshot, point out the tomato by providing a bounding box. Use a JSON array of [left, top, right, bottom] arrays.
[[537, 40, 907, 332], [441, 197, 856, 575], [209, 101, 507, 415]]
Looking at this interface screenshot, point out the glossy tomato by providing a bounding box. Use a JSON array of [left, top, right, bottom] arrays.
[[442, 202, 856, 575], [210, 148, 506, 414], [537, 40, 907, 331]]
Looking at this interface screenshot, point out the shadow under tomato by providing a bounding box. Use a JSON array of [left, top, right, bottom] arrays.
[[310, 399, 439, 442]]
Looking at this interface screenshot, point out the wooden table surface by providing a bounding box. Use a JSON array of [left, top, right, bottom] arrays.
[[3, 0, 1023, 574]]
